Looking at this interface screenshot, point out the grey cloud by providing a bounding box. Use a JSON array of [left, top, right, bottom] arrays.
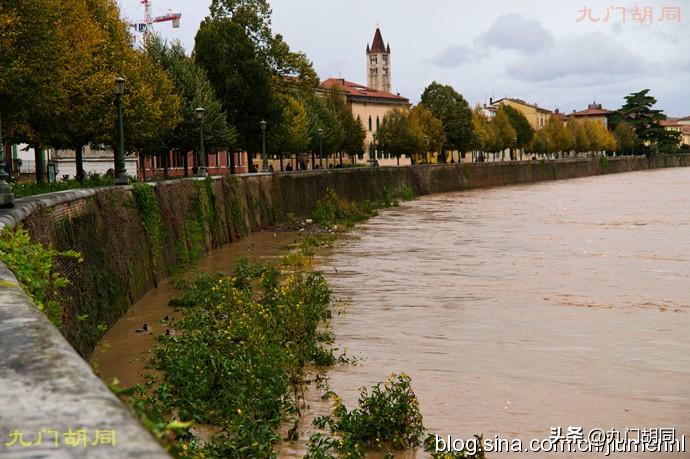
[[432, 13, 553, 68], [475, 14, 554, 54], [431, 45, 478, 68], [507, 32, 644, 82]]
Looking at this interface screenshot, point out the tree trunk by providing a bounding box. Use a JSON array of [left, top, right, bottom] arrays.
[[311, 151, 315, 169], [163, 151, 169, 180], [229, 149, 235, 175], [339, 151, 343, 166], [35, 148, 44, 183], [75, 144, 85, 181], [280, 154, 284, 172], [140, 153, 147, 182], [183, 151, 189, 177]]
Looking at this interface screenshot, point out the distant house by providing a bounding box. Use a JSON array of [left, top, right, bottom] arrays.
[[487, 97, 552, 130], [660, 117, 690, 148], [570, 103, 612, 128]]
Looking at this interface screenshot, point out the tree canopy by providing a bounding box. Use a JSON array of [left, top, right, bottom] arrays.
[[420, 82, 473, 155]]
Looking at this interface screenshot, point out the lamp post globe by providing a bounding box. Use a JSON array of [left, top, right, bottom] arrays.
[[195, 107, 207, 177], [114, 76, 128, 185]]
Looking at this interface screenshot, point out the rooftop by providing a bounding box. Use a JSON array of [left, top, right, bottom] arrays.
[[490, 97, 553, 114], [367, 27, 389, 54], [320, 78, 409, 103], [571, 103, 612, 117]]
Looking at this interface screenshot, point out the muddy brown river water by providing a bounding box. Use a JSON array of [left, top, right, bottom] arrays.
[[94, 168, 690, 458]]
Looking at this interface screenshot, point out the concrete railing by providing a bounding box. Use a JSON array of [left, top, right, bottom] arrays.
[[0, 189, 170, 458]]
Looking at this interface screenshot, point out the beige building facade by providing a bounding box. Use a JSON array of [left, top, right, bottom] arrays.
[[320, 78, 410, 165], [488, 97, 552, 130]]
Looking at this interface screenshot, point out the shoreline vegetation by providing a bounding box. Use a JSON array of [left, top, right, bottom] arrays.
[[0, 178, 485, 458], [110, 183, 484, 458]]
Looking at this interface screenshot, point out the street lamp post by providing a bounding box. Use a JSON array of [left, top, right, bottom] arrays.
[[424, 135, 430, 165], [114, 76, 128, 185], [0, 112, 15, 207], [317, 128, 324, 169], [195, 107, 207, 177], [260, 120, 267, 172]]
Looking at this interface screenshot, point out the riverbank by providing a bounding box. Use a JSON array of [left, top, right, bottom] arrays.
[[1, 156, 689, 458]]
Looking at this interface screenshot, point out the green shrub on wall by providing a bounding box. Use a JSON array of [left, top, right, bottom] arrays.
[[222, 176, 249, 239], [599, 156, 610, 174], [0, 226, 82, 329], [132, 183, 165, 275]]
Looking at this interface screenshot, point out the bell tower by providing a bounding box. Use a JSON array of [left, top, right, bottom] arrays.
[[366, 27, 391, 92]]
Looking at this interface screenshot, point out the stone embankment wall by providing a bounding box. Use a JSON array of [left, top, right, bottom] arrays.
[[0, 155, 687, 458]]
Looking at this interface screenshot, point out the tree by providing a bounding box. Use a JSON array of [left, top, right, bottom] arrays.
[[569, 119, 591, 155], [304, 94, 343, 168], [376, 108, 421, 165], [420, 82, 473, 161], [501, 105, 534, 159], [209, 0, 272, 47], [341, 114, 366, 165], [266, 34, 319, 89], [617, 89, 680, 155], [409, 104, 446, 164], [145, 36, 235, 175], [268, 92, 309, 170], [195, 16, 278, 170], [470, 106, 494, 161], [492, 108, 517, 160], [613, 121, 637, 155], [542, 115, 572, 157], [584, 119, 617, 154], [324, 89, 365, 165]]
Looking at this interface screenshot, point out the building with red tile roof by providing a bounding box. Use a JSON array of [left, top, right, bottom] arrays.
[[570, 103, 612, 128], [319, 77, 410, 166]]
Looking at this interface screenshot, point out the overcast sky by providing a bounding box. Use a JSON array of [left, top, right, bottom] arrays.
[[118, 0, 689, 116]]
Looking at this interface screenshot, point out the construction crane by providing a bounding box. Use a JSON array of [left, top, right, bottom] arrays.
[[129, 0, 181, 34]]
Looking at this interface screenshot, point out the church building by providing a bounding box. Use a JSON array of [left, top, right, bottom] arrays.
[[320, 27, 411, 166]]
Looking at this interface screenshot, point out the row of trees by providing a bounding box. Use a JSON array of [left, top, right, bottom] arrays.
[[0, 0, 365, 180], [376, 83, 684, 162]]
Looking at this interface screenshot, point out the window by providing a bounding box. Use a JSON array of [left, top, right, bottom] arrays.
[[368, 116, 372, 131], [382, 67, 389, 76], [370, 67, 377, 76], [383, 55, 388, 64], [370, 56, 377, 65], [376, 116, 380, 131]]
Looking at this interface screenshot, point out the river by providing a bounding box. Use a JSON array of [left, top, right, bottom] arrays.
[[307, 167, 690, 458], [94, 167, 690, 458]]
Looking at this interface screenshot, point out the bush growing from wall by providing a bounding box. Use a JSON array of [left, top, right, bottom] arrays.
[[0, 226, 82, 329]]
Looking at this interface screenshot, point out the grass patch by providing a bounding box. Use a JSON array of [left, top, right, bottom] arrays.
[[12, 173, 115, 199]]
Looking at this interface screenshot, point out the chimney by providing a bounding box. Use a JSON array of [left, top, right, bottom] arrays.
[[489, 97, 493, 105]]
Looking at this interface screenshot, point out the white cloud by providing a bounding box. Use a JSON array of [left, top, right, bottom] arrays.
[[507, 32, 644, 82]]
